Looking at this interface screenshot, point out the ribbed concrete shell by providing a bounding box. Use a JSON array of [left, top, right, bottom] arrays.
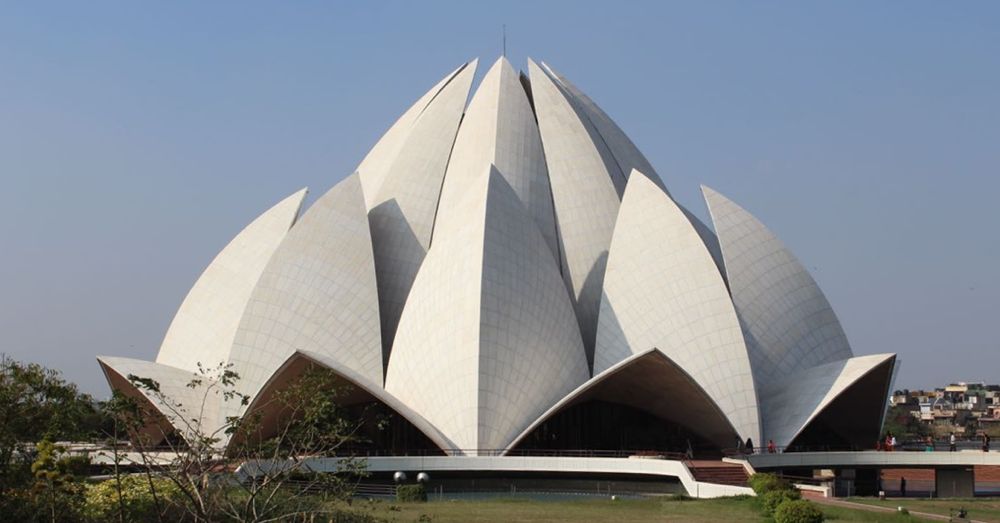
[[702, 185, 854, 387], [156, 189, 306, 373], [760, 353, 896, 447], [367, 60, 478, 365], [434, 57, 559, 259], [225, 174, 382, 423], [595, 171, 759, 442], [385, 168, 588, 454]]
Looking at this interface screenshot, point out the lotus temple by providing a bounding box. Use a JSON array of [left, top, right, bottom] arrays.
[[97, 57, 898, 465]]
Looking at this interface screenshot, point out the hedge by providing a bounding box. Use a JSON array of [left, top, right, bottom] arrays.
[[396, 483, 427, 502], [774, 499, 824, 523], [761, 488, 801, 516], [748, 472, 790, 495]]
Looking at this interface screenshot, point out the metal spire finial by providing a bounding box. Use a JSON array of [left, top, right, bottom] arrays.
[[502, 24, 506, 57]]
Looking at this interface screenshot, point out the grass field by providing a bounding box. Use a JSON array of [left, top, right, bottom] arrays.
[[847, 497, 1000, 522], [351, 496, 940, 522]]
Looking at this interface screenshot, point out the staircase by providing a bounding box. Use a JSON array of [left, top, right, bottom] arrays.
[[687, 460, 750, 487]]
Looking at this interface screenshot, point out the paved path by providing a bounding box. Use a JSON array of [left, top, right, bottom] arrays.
[[802, 491, 985, 522]]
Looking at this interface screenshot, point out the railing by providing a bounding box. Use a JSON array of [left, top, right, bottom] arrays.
[[725, 440, 997, 458], [325, 448, 692, 461], [56, 442, 702, 464]]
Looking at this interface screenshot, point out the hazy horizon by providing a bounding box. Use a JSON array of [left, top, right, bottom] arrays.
[[2, 1, 997, 397]]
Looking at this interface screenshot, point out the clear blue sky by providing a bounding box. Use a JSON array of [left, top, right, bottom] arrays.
[[1, 1, 997, 397]]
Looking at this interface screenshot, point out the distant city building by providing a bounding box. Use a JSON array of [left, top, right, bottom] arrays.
[[97, 57, 897, 455], [892, 383, 1000, 434]]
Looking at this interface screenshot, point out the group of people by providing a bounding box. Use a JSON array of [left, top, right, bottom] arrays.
[[736, 437, 780, 454], [877, 432, 993, 452], [877, 432, 898, 451]]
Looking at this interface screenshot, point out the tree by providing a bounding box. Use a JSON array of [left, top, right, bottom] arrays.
[[0, 354, 107, 491], [103, 361, 371, 522], [882, 405, 928, 442], [31, 439, 84, 523]]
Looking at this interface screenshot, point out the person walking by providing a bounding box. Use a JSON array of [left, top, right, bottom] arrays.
[[900, 476, 907, 497], [950, 433, 957, 452], [984, 433, 991, 452], [745, 437, 755, 455], [890, 434, 897, 452], [767, 439, 777, 454]]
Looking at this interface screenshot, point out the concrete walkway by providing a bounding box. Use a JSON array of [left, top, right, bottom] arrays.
[[802, 491, 986, 522]]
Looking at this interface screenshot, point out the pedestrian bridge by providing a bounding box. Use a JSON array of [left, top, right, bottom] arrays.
[[744, 450, 1000, 470], [738, 450, 1000, 498]]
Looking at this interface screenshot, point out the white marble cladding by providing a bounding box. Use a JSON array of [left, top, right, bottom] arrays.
[[386, 168, 588, 454], [99, 57, 891, 457], [596, 171, 760, 442], [702, 186, 854, 388]]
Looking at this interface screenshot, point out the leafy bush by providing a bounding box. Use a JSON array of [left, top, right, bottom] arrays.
[[761, 488, 801, 516], [748, 472, 790, 495], [774, 499, 824, 523], [83, 475, 182, 522], [396, 483, 427, 502]]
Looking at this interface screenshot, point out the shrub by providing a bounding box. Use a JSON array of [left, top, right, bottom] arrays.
[[396, 484, 427, 502], [774, 499, 824, 523], [83, 475, 182, 522], [748, 472, 790, 495], [761, 488, 801, 516]]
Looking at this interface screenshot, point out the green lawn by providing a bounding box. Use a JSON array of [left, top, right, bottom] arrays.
[[347, 496, 937, 522], [847, 497, 1000, 522]]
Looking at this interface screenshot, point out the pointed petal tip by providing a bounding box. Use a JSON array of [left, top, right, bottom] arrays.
[[700, 184, 725, 200]]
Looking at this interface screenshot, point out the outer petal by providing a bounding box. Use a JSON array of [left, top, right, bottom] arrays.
[[528, 59, 623, 366], [156, 189, 307, 373], [760, 353, 896, 448], [385, 167, 589, 454], [367, 60, 479, 363], [596, 171, 759, 442], [356, 62, 470, 208], [509, 348, 740, 451], [228, 350, 456, 452], [702, 186, 854, 386], [97, 356, 219, 444], [539, 62, 665, 193], [225, 174, 382, 420], [434, 57, 559, 260]]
